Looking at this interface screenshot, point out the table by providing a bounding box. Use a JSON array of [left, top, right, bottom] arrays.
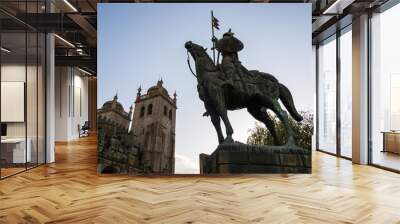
[[382, 131, 400, 154], [1, 138, 31, 163]]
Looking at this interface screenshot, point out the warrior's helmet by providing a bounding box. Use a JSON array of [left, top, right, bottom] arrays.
[[215, 29, 244, 53]]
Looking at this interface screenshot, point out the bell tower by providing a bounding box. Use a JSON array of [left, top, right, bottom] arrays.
[[131, 80, 177, 174]]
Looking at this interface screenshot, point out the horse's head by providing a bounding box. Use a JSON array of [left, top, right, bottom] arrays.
[[185, 41, 209, 61], [185, 41, 216, 77]]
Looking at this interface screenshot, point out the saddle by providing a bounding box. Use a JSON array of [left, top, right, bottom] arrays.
[[216, 63, 279, 93]]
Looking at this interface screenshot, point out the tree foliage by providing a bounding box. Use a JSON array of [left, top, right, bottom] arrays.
[[247, 111, 313, 150]]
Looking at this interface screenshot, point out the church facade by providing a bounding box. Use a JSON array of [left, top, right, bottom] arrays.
[[132, 80, 177, 173], [97, 80, 177, 174], [97, 94, 132, 130]]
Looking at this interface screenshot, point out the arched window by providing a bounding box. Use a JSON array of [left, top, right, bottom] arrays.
[[164, 106, 167, 116], [148, 104, 153, 115], [169, 110, 172, 120], [140, 106, 145, 117]]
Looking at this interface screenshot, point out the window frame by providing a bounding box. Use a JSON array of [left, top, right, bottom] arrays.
[[315, 24, 353, 161]]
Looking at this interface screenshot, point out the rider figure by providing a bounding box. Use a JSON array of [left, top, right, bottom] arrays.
[[202, 29, 247, 117], [213, 29, 245, 86]]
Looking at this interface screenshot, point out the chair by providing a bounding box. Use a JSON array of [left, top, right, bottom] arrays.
[[79, 121, 90, 138]]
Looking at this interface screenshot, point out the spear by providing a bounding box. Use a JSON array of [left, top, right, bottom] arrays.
[[211, 10, 219, 65]]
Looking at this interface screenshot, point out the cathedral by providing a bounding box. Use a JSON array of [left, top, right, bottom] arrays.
[[97, 80, 177, 174]]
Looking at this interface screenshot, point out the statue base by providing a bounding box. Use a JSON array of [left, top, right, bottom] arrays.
[[199, 143, 311, 174]]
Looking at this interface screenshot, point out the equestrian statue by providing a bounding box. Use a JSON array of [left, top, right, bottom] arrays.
[[185, 29, 303, 146]]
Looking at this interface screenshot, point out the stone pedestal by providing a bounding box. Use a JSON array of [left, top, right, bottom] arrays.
[[199, 143, 311, 174]]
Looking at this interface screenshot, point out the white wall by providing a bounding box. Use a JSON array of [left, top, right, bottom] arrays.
[[1, 65, 26, 138], [1, 82, 25, 122], [1, 65, 42, 137], [72, 73, 89, 138], [1, 63, 47, 164], [55, 67, 89, 141]]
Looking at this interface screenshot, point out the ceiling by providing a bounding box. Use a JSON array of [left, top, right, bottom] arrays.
[[0, 0, 393, 75], [0, 0, 98, 74]]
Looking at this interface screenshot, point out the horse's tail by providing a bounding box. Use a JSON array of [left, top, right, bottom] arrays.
[[279, 83, 303, 122]]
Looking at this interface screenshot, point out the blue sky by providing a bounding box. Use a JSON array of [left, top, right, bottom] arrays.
[[98, 3, 313, 173]]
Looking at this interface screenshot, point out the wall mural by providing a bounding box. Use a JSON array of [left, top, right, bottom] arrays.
[[97, 4, 313, 175]]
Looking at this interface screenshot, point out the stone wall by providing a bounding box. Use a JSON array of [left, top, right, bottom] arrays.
[[200, 143, 311, 174], [97, 115, 141, 174], [131, 84, 176, 174]]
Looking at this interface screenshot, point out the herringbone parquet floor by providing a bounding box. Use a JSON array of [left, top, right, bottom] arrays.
[[1, 135, 400, 224]]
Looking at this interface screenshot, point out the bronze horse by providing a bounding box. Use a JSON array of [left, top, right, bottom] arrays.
[[185, 41, 303, 146]]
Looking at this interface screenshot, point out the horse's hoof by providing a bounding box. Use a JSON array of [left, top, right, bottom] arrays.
[[222, 136, 234, 144]]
